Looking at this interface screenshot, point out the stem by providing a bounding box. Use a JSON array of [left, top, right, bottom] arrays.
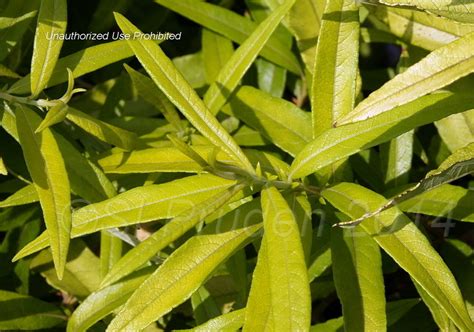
[[0, 92, 57, 108]]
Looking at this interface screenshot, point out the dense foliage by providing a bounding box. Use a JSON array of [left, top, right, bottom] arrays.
[[0, 0, 473, 331]]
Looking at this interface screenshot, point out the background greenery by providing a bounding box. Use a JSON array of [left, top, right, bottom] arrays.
[[0, 0, 473, 331]]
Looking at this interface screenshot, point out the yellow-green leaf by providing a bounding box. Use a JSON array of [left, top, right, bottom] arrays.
[[289, 92, 474, 179], [338, 32, 474, 124], [114, 13, 255, 174], [244, 186, 311, 331], [16, 105, 71, 279], [311, 0, 360, 136], [9, 40, 133, 95], [154, 0, 301, 74], [30, 0, 67, 97], [107, 225, 261, 331], [0, 290, 65, 330], [322, 183, 474, 331], [100, 184, 246, 287], [331, 225, 386, 331], [0, 184, 39, 208], [203, 0, 296, 115], [66, 107, 138, 150], [381, 0, 474, 24], [67, 267, 154, 332]]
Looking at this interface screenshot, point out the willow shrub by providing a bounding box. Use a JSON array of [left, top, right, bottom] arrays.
[[0, 0, 473, 331]]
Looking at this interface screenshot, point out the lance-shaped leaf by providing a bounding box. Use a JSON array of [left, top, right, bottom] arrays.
[[381, 0, 474, 24], [311, 0, 359, 136], [0, 1, 38, 62], [1, 108, 117, 203], [72, 174, 236, 237], [0, 184, 39, 208], [100, 184, 246, 287], [435, 110, 474, 152], [124, 64, 184, 131], [107, 225, 261, 331], [338, 142, 474, 226], [97, 146, 234, 174], [16, 106, 71, 279], [66, 108, 138, 150], [203, 0, 296, 115], [331, 225, 386, 331], [262, 0, 326, 72], [191, 309, 246, 332], [30, 0, 67, 97], [227, 86, 312, 156], [244, 187, 311, 331], [153, 0, 300, 74], [67, 267, 154, 332], [202, 29, 234, 84], [114, 13, 255, 174], [399, 184, 474, 223], [289, 92, 474, 179], [369, 6, 474, 51], [30, 239, 101, 299], [13, 174, 237, 260], [338, 32, 474, 124], [0, 290, 65, 330], [322, 183, 474, 331], [9, 40, 134, 95]]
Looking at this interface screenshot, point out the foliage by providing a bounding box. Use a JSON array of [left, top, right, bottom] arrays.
[[0, 0, 473, 331]]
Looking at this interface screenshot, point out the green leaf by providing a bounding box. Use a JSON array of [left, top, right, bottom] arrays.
[[36, 101, 68, 133], [153, 0, 301, 74], [97, 146, 234, 174], [100, 184, 246, 287], [380, 0, 474, 24], [380, 130, 414, 186], [13, 174, 237, 260], [67, 267, 154, 332], [124, 64, 184, 131], [399, 184, 474, 222], [189, 309, 246, 332], [289, 92, 474, 179], [0, 290, 65, 330], [1, 107, 115, 203], [0, 184, 39, 208], [311, 0, 360, 136], [0, 64, 22, 78], [331, 225, 386, 331], [72, 174, 236, 236], [436, 110, 474, 152], [369, 6, 474, 51], [13, 230, 50, 262], [30, 0, 67, 97], [191, 286, 220, 325], [340, 142, 474, 226], [107, 225, 261, 331], [338, 32, 474, 124], [9, 40, 133, 95], [16, 105, 71, 279], [413, 280, 457, 331], [114, 13, 255, 174], [99, 230, 122, 278], [227, 86, 312, 156], [244, 187, 310, 331], [201, 29, 234, 84], [203, 0, 296, 115], [0, 1, 38, 62], [322, 183, 474, 331], [30, 239, 101, 299], [66, 107, 138, 150], [273, 0, 327, 72]]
